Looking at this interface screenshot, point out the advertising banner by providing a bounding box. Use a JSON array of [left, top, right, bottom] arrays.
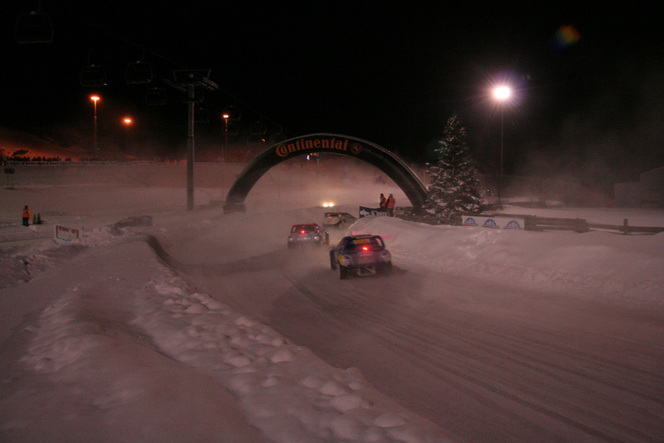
[[54, 225, 82, 242], [462, 215, 525, 230], [359, 206, 388, 218]]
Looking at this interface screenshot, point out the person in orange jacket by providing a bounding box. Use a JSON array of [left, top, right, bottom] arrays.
[[379, 193, 387, 208], [22, 205, 32, 226], [386, 194, 395, 216]]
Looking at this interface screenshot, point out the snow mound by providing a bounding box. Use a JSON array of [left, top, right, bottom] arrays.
[[134, 255, 447, 442], [350, 215, 664, 307], [4, 224, 447, 442]]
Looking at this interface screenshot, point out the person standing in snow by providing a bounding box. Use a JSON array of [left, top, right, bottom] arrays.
[[379, 193, 386, 209], [386, 194, 395, 216], [22, 205, 31, 226]]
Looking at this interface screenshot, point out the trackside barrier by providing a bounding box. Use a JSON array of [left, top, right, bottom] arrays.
[[466, 214, 664, 235], [465, 214, 587, 232], [524, 216, 589, 233], [588, 218, 664, 235], [359, 206, 388, 218], [461, 215, 525, 230]]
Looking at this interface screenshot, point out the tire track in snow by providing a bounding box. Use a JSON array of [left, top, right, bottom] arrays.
[[283, 265, 664, 442], [180, 239, 663, 442]]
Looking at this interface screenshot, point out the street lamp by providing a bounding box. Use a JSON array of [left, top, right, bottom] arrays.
[[493, 85, 511, 209], [122, 117, 133, 155], [222, 112, 230, 162], [90, 95, 100, 151]]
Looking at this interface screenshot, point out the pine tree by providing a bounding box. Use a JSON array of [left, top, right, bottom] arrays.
[[423, 115, 483, 224]]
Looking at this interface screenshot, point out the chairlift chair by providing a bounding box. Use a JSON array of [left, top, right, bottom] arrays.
[[15, 11, 54, 44], [80, 65, 107, 87], [125, 61, 153, 84]]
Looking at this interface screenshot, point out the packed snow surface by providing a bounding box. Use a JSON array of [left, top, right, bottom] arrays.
[[1, 163, 663, 442]]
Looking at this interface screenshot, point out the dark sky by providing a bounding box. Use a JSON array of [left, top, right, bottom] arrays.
[[2, 1, 663, 180]]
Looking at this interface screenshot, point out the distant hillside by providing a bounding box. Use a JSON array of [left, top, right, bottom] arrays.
[[0, 126, 89, 161], [0, 125, 235, 162]]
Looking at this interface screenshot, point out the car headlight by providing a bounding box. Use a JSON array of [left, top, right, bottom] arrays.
[[313, 235, 320, 240]]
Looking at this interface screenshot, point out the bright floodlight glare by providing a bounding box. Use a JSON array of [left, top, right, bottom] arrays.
[[493, 86, 511, 101], [90, 95, 100, 102]]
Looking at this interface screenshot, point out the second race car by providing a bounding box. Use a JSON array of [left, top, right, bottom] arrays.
[[322, 211, 357, 229], [288, 223, 329, 249]]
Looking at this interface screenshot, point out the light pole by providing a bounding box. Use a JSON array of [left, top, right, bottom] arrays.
[[90, 95, 100, 151], [493, 86, 511, 209], [222, 112, 229, 162], [164, 68, 218, 211], [122, 117, 132, 155]]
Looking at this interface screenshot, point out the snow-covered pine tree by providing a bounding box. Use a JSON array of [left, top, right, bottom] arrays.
[[423, 115, 483, 224]]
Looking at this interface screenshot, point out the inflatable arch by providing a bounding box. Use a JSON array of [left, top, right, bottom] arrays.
[[224, 133, 427, 213]]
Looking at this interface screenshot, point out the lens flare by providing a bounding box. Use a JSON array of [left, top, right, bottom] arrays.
[[553, 25, 581, 49]]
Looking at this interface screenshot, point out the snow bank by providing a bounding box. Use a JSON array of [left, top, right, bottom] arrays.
[[349, 215, 664, 308], [1, 223, 448, 441]]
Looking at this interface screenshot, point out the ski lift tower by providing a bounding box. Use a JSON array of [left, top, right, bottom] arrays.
[[165, 69, 218, 211]]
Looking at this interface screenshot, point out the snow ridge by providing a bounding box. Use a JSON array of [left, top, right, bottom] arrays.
[[12, 228, 448, 442], [351, 216, 664, 308], [134, 257, 448, 442]]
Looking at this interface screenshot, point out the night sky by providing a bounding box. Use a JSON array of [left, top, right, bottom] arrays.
[[2, 1, 663, 181]]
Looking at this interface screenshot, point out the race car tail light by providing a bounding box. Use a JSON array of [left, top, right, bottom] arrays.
[[300, 230, 306, 234], [362, 246, 369, 251]]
